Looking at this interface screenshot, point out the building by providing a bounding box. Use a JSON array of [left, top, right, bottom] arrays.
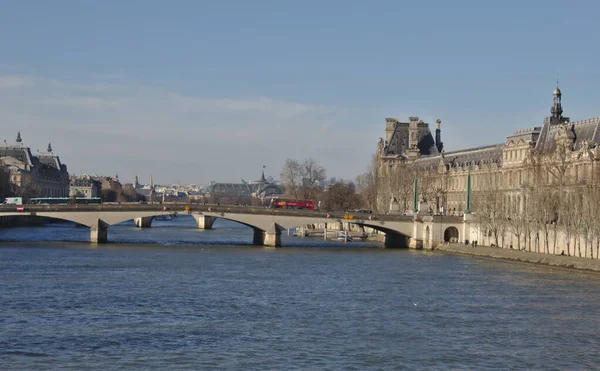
[[376, 86, 600, 216], [0, 135, 70, 198], [205, 169, 284, 203], [69, 176, 102, 198]]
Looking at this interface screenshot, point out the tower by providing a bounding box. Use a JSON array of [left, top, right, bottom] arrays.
[[550, 78, 566, 125], [435, 119, 443, 153], [133, 175, 139, 189], [406, 116, 421, 162], [47, 142, 52, 152]]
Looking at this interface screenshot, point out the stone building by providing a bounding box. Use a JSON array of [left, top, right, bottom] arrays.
[[69, 176, 102, 198], [0, 134, 70, 198], [376, 86, 600, 216]]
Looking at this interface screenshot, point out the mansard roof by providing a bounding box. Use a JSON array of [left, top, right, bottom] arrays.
[[535, 117, 600, 152], [0, 145, 34, 166], [383, 119, 439, 157], [412, 144, 504, 170], [37, 153, 63, 170]]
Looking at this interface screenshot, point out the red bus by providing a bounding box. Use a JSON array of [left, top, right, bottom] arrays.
[[269, 198, 314, 210]]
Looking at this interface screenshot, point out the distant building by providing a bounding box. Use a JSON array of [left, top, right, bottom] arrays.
[[0, 134, 70, 198], [70, 176, 102, 198], [205, 169, 284, 201]]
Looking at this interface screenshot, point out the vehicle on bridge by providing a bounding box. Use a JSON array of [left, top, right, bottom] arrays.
[[29, 197, 103, 205], [269, 198, 314, 210], [2, 197, 22, 205]]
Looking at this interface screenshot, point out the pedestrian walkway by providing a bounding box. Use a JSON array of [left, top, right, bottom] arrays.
[[435, 243, 600, 272]]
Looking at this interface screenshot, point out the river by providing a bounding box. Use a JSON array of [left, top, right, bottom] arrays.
[[1, 216, 599, 370]]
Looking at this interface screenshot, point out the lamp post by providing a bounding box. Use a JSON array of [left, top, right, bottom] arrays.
[[440, 205, 445, 245]]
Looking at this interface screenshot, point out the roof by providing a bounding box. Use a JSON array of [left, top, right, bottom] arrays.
[[535, 117, 600, 152], [413, 144, 504, 169], [0, 145, 34, 166], [207, 182, 283, 197], [382, 120, 439, 157], [36, 153, 62, 170]]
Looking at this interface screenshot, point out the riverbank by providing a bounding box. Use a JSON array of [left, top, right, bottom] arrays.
[[435, 243, 600, 272]]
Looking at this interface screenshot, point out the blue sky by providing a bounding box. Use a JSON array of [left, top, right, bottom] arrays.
[[1, 0, 599, 184]]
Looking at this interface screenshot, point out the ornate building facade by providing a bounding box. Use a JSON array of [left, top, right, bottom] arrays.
[[0, 134, 70, 198], [376, 87, 600, 216]]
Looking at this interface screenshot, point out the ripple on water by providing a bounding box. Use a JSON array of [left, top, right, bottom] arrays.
[[1, 219, 600, 369]]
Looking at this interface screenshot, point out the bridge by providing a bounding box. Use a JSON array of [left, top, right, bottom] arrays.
[[0, 204, 468, 248]]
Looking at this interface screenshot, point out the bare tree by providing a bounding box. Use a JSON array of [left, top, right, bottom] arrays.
[[280, 158, 302, 199], [0, 167, 12, 200], [355, 155, 378, 211], [322, 182, 362, 211], [472, 163, 504, 247], [300, 158, 326, 200]]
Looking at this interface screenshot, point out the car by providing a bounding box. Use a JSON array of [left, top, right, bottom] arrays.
[[354, 209, 373, 214]]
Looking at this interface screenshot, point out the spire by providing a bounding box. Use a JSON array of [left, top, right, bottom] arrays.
[[260, 165, 267, 183], [16, 131, 22, 144], [47, 142, 52, 152], [551, 77, 563, 119]]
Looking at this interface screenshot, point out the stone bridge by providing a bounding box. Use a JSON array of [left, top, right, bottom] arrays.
[[0, 204, 467, 248], [199, 211, 465, 248]]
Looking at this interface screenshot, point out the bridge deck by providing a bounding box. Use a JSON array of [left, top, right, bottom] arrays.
[[0, 204, 463, 223]]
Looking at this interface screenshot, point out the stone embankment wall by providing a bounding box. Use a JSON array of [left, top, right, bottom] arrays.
[[436, 243, 600, 272], [467, 222, 600, 259]]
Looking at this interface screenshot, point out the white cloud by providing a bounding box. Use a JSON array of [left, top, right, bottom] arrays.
[[0, 73, 377, 184]]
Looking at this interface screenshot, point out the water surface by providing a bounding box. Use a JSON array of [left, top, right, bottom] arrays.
[[1, 217, 599, 370]]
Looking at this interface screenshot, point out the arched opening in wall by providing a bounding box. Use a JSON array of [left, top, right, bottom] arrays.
[[444, 226, 459, 243]]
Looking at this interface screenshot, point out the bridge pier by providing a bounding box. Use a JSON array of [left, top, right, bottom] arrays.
[[384, 232, 411, 248], [134, 216, 154, 228], [253, 223, 282, 248], [408, 238, 423, 249], [90, 219, 109, 244], [193, 214, 217, 229]]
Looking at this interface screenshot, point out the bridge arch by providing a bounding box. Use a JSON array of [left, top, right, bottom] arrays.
[[444, 226, 459, 243], [200, 212, 414, 248]]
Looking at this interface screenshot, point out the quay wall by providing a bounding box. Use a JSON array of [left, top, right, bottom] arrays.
[[466, 221, 600, 259], [436, 243, 600, 272]]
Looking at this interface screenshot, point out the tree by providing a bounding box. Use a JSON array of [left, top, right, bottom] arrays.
[[281, 158, 326, 200], [322, 182, 362, 211], [300, 158, 326, 200], [0, 167, 12, 200], [121, 184, 146, 202], [280, 158, 301, 198], [355, 154, 378, 211], [101, 189, 118, 203], [472, 163, 504, 247]]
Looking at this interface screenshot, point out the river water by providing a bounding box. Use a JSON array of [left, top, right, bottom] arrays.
[[1, 216, 599, 370]]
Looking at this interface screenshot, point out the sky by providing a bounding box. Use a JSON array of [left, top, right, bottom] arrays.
[[1, 0, 600, 185]]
